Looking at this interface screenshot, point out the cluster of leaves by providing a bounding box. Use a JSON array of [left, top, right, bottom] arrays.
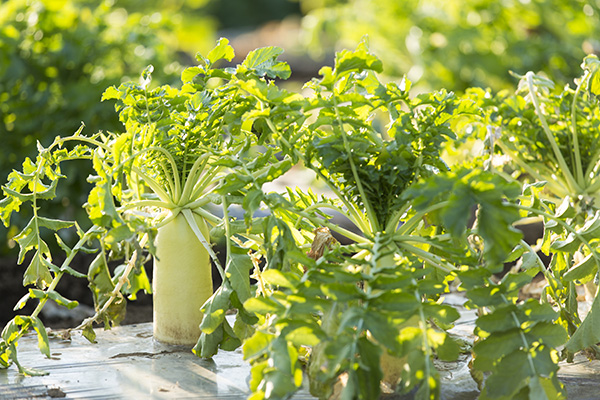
[[3, 37, 600, 400], [298, 0, 600, 92], [463, 266, 567, 400], [244, 246, 462, 400], [463, 55, 600, 360], [0, 38, 299, 374], [235, 42, 560, 399]]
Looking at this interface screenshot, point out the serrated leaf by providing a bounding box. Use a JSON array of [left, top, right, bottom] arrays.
[[47, 290, 79, 309], [550, 233, 581, 253], [473, 328, 525, 371], [23, 251, 53, 288], [245, 297, 282, 315], [243, 330, 273, 361], [565, 290, 600, 352], [200, 282, 233, 334], [101, 86, 120, 101], [369, 291, 419, 312], [14, 219, 46, 263], [31, 316, 50, 358], [261, 269, 299, 289], [82, 324, 97, 343], [334, 42, 383, 76], [181, 66, 203, 84], [563, 252, 598, 282], [583, 54, 600, 95], [0, 195, 22, 227], [242, 46, 291, 79], [528, 375, 566, 400], [13, 293, 30, 311], [226, 243, 253, 303], [206, 37, 235, 65]]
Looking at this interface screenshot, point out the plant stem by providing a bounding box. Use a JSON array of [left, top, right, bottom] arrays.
[[332, 94, 380, 233], [495, 141, 567, 197], [526, 72, 581, 194], [267, 119, 372, 235], [395, 202, 449, 236], [514, 203, 600, 266], [182, 208, 226, 281], [570, 70, 589, 187], [179, 153, 211, 205], [293, 209, 368, 244], [396, 242, 457, 273], [75, 233, 148, 331]]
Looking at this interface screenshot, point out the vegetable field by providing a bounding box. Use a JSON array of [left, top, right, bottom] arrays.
[[2, 1, 600, 399]]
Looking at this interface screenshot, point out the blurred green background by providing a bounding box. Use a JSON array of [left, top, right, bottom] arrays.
[[1, 0, 599, 256]]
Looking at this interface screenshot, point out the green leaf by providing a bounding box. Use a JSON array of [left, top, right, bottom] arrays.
[[577, 211, 600, 240], [82, 324, 97, 343], [476, 306, 519, 333], [0, 195, 21, 228], [46, 290, 79, 309], [528, 376, 567, 400], [369, 291, 419, 312], [194, 324, 224, 358], [563, 253, 598, 283], [243, 188, 264, 227], [101, 86, 120, 101], [430, 330, 460, 362], [13, 293, 31, 311], [480, 350, 532, 399], [322, 282, 366, 302], [550, 233, 581, 253], [473, 328, 526, 371], [221, 318, 242, 351], [334, 39, 383, 76], [13, 218, 61, 264], [480, 345, 564, 400], [583, 54, 600, 95], [363, 312, 401, 352], [245, 297, 282, 315], [243, 330, 273, 361], [226, 243, 253, 303], [200, 282, 233, 333], [282, 322, 324, 348], [206, 37, 235, 65], [23, 251, 53, 288], [31, 316, 50, 358], [466, 286, 506, 307], [261, 269, 299, 289], [241, 47, 291, 79], [565, 290, 600, 352], [423, 303, 460, 325], [181, 66, 203, 84], [525, 321, 568, 348]]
